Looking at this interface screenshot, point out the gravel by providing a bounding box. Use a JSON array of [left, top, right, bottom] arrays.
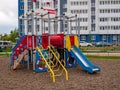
[[0, 56, 120, 90]]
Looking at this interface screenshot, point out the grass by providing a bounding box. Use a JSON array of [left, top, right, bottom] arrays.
[[86, 55, 120, 60], [0, 53, 10, 57], [2, 48, 12, 52], [80, 46, 120, 52], [0, 48, 11, 57]]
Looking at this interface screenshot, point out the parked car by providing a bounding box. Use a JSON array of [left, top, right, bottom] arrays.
[[79, 41, 93, 46], [95, 42, 112, 47], [0, 46, 2, 52]]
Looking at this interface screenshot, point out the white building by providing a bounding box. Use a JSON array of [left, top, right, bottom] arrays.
[[67, 0, 120, 43], [18, 0, 120, 43]]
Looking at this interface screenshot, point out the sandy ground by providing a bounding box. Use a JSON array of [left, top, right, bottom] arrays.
[[0, 56, 120, 90]]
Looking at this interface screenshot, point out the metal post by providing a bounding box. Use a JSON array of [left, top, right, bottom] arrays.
[[70, 19, 72, 35], [35, 17, 38, 46], [78, 18, 80, 42], [54, 20, 55, 34], [75, 15, 78, 35], [48, 12, 50, 46], [41, 15, 43, 34], [26, 13, 30, 70], [63, 14, 65, 35], [48, 12, 51, 63], [32, 10, 35, 71], [63, 14, 66, 61], [27, 50, 30, 70], [43, 20, 45, 33], [67, 17, 69, 35]]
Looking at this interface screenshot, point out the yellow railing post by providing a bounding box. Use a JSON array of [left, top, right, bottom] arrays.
[[36, 46, 55, 82]]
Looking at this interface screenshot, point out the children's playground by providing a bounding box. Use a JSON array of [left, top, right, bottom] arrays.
[[1, 3, 119, 89]]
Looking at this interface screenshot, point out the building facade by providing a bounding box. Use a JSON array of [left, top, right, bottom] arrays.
[[67, 0, 120, 43], [18, 0, 120, 43], [18, 0, 67, 36]]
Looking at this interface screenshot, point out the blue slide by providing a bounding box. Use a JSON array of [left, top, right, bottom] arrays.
[[70, 46, 100, 73]]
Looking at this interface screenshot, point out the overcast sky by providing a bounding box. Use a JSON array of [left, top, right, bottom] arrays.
[[0, 0, 18, 34]]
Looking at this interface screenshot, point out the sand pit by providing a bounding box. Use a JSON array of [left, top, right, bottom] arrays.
[[0, 56, 120, 90]]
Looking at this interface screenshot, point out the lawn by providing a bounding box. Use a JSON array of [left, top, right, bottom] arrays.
[[87, 55, 120, 60]]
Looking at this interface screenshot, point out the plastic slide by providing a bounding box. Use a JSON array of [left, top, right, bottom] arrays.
[[13, 50, 27, 70], [70, 46, 100, 73]]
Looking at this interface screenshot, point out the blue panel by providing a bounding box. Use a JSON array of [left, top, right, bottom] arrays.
[[35, 50, 48, 72], [91, 16, 95, 19], [60, 0, 67, 15], [65, 50, 77, 68], [37, 35, 42, 46], [79, 34, 120, 43], [91, 0, 95, 3], [18, 0, 24, 16], [91, 7, 95, 11]]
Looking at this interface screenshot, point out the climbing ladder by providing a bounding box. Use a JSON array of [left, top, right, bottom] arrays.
[[36, 46, 68, 82], [48, 46, 68, 81]]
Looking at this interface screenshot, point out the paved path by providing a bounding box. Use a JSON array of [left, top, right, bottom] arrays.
[[0, 52, 120, 56], [84, 52, 120, 56]]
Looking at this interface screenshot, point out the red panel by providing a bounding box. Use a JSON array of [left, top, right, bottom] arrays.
[[33, 0, 37, 2], [27, 36, 36, 49], [27, 36, 32, 49], [70, 36, 74, 47], [42, 34, 48, 48], [42, 34, 64, 48]]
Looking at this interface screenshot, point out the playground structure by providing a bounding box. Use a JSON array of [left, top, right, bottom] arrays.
[[10, 5, 100, 82]]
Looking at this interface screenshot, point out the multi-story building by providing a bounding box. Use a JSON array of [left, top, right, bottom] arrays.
[[68, 0, 120, 43], [18, 0, 67, 36], [18, 0, 120, 43]]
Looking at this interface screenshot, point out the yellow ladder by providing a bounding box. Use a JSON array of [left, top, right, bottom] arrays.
[[36, 46, 55, 82], [48, 46, 68, 81]]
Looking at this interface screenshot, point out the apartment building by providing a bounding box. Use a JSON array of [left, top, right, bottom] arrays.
[[67, 0, 120, 43], [18, 0, 120, 43]]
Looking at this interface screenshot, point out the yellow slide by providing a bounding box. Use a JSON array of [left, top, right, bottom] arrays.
[[13, 50, 28, 70]]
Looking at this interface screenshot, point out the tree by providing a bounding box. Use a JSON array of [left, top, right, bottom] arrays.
[[9, 28, 18, 42], [0, 33, 9, 41], [0, 28, 18, 42]]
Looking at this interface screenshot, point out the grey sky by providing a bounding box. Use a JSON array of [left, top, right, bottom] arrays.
[[0, 0, 18, 34]]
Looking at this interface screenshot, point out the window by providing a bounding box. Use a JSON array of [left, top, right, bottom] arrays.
[[36, 1, 39, 9], [113, 35, 117, 40], [36, 25, 40, 32], [63, 4, 67, 8], [20, 6, 24, 10], [102, 35, 106, 40], [71, 2, 73, 5], [91, 36, 96, 40], [28, 0, 31, 2], [81, 35, 86, 40], [20, 0, 24, 2], [28, 20, 32, 25]]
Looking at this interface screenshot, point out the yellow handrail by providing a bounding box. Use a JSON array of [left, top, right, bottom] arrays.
[[36, 46, 55, 82], [48, 46, 68, 81]]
